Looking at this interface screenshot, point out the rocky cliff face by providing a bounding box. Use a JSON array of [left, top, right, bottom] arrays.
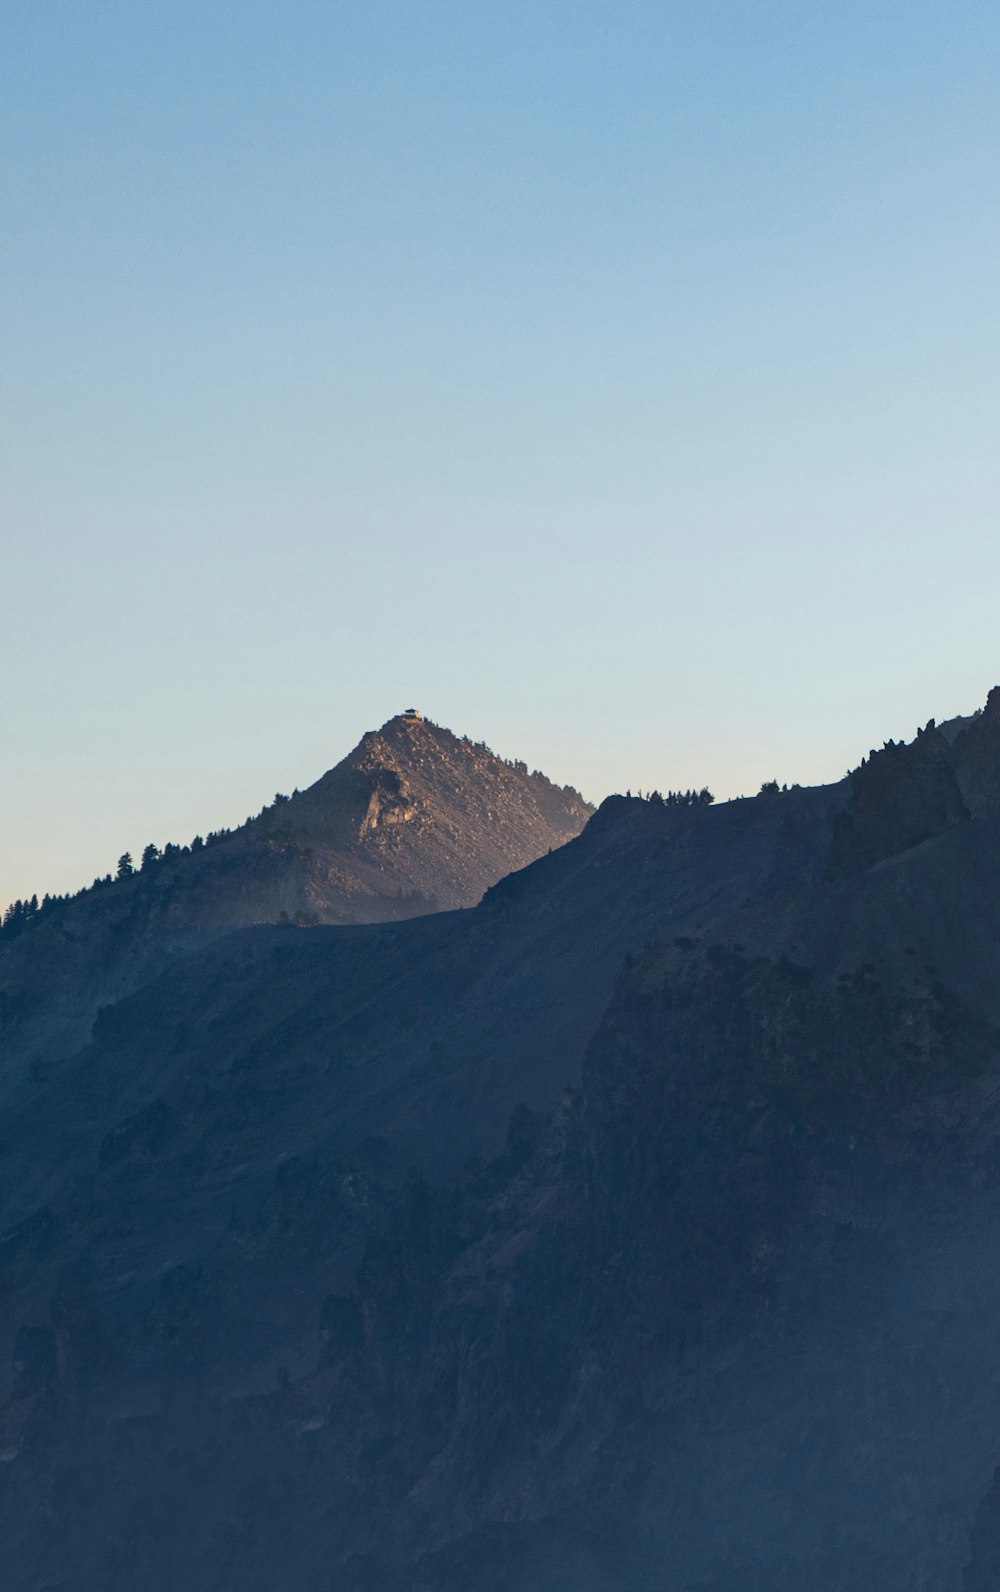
[[828, 721, 970, 877], [0, 713, 592, 1073], [827, 689, 1000, 880]]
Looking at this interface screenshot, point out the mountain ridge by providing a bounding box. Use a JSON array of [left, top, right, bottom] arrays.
[[0, 711, 592, 1074], [5, 692, 1000, 1587]]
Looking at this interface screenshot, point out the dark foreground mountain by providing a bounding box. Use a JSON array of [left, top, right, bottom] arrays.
[[5, 698, 1000, 1587], [0, 711, 591, 1072]]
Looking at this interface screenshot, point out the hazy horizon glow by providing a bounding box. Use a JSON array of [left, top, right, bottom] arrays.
[[4, 2, 1000, 905]]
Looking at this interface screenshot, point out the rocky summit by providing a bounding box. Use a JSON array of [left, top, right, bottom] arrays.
[[7, 696, 1000, 1588], [0, 711, 592, 1074]]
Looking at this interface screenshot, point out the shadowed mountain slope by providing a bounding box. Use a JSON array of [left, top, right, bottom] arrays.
[[0, 712, 591, 1072], [5, 694, 1000, 1588], [0, 775, 847, 1395]]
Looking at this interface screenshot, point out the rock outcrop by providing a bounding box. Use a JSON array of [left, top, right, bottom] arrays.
[[828, 720, 969, 878]]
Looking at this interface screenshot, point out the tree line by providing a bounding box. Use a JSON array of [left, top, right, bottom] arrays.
[[1, 829, 228, 942], [1, 788, 307, 941], [625, 787, 715, 806]]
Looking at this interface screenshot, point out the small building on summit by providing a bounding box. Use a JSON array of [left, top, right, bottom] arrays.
[[402, 707, 423, 722]]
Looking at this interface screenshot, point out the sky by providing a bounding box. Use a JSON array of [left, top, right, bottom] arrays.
[[3, 0, 1000, 906]]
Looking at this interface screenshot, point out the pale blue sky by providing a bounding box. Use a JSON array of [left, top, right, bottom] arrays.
[[4, 1, 1000, 905]]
